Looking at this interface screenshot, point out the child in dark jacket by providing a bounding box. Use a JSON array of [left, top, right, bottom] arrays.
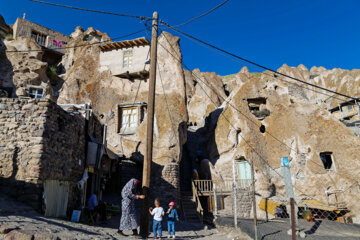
[[166, 201, 179, 239]]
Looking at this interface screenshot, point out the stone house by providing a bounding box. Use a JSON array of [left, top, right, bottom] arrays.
[[13, 17, 71, 55], [99, 37, 150, 80], [329, 99, 360, 121], [0, 98, 87, 215]]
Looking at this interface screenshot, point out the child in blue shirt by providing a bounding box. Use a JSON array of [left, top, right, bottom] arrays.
[[166, 201, 179, 239]]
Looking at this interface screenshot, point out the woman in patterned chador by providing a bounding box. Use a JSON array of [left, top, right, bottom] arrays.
[[118, 178, 144, 237]]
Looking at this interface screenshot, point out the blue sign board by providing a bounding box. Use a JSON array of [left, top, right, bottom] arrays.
[[71, 210, 81, 222], [280, 157, 290, 167]]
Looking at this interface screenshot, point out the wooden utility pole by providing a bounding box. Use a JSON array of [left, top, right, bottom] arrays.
[[290, 198, 297, 240], [140, 11, 158, 238]]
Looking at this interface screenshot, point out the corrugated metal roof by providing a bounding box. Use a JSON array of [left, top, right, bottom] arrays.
[[99, 37, 149, 51]]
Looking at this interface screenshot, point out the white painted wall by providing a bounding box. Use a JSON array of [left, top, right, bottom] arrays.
[[99, 45, 150, 75]]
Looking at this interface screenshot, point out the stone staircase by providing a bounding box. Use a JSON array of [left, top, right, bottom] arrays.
[[181, 192, 201, 223]]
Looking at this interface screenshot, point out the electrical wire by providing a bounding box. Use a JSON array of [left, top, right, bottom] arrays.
[[156, 37, 327, 203], [158, 35, 360, 215], [160, 21, 359, 101], [6, 28, 146, 53], [164, 25, 349, 103], [29, 0, 153, 20], [158, 28, 298, 153], [170, 0, 230, 28], [144, 26, 178, 143], [159, 28, 360, 197]]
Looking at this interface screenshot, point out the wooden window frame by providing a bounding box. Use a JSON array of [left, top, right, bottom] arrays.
[[123, 50, 133, 68], [31, 30, 47, 47], [120, 107, 138, 129]]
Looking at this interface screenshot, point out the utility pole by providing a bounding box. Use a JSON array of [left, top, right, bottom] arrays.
[[140, 11, 158, 238]]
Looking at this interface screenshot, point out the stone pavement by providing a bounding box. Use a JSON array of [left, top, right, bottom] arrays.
[[0, 194, 232, 240], [0, 211, 233, 240], [215, 216, 360, 240], [0, 212, 230, 240]]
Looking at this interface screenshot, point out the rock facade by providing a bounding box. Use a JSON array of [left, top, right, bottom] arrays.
[[209, 67, 360, 220], [58, 29, 188, 203], [0, 36, 63, 100], [0, 98, 85, 209]]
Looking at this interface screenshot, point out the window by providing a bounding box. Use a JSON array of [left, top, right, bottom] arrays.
[[120, 107, 138, 129], [348, 106, 353, 110], [29, 88, 43, 99], [320, 152, 334, 170], [31, 31, 47, 47], [246, 97, 270, 120], [237, 159, 252, 188], [116, 103, 146, 134], [123, 50, 133, 68]]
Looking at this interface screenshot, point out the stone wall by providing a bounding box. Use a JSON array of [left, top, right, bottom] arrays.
[[99, 44, 150, 75], [0, 98, 85, 209], [13, 18, 70, 44]]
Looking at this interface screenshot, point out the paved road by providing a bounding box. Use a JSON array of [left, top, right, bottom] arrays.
[[216, 216, 360, 240]]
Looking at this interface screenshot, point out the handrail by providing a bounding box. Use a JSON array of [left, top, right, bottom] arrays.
[[192, 181, 203, 223], [193, 179, 213, 192]]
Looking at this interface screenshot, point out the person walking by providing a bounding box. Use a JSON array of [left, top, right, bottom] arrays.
[[118, 178, 144, 237], [88, 191, 106, 223], [149, 198, 164, 239], [166, 201, 179, 239]]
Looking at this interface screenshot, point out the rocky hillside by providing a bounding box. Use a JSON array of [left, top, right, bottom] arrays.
[[224, 64, 360, 109], [212, 67, 360, 218]]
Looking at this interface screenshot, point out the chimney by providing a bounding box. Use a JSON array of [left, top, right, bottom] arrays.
[[23, 13, 26, 19]]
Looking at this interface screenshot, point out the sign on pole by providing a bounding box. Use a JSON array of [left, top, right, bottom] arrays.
[[281, 157, 298, 227]]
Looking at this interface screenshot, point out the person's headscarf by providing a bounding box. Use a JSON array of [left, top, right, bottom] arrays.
[[121, 178, 140, 199]]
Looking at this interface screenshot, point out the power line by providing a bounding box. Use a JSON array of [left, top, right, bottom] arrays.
[[144, 25, 178, 143], [158, 30, 360, 196], [160, 21, 359, 101], [170, 0, 230, 28], [6, 28, 146, 53], [157, 32, 360, 207], [158, 29, 297, 153], [166, 26, 349, 103], [29, 0, 152, 20]]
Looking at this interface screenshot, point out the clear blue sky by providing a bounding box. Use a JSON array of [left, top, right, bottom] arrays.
[[2, 0, 360, 75]]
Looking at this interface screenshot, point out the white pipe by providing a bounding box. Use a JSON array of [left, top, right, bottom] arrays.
[[232, 159, 237, 228]]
